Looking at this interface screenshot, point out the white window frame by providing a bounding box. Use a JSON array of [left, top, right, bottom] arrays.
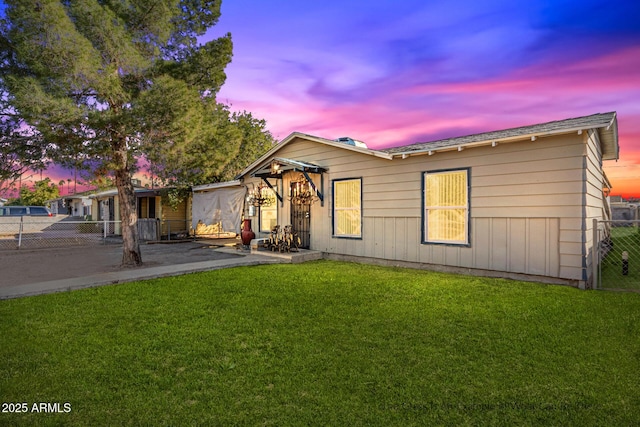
[[332, 178, 362, 239], [423, 168, 470, 245]]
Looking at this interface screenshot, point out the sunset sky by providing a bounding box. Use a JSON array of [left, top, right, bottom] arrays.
[[12, 0, 640, 198], [205, 0, 640, 198]]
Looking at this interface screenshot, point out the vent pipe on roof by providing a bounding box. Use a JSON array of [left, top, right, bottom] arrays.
[[336, 137, 367, 148]]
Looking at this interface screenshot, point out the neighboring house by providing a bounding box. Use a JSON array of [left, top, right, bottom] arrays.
[[47, 192, 93, 217], [233, 112, 618, 288], [67, 193, 93, 217], [89, 187, 191, 240]]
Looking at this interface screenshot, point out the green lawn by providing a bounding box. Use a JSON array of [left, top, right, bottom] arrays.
[[1, 261, 639, 426]]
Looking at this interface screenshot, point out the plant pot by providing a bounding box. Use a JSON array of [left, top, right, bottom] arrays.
[[241, 219, 255, 246]]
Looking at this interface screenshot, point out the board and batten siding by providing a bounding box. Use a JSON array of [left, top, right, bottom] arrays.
[[245, 133, 591, 283]]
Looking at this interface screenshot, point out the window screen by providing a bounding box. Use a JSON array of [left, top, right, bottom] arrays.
[[333, 178, 362, 238], [424, 169, 469, 244]]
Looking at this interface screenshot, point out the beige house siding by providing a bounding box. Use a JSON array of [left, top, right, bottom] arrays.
[[583, 129, 606, 285], [244, 133, 590, 284]]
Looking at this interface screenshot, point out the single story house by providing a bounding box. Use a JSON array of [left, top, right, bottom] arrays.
[[90, 186, 191, 240], [234, 112, 618, 288], [47, 192, 93, 217]]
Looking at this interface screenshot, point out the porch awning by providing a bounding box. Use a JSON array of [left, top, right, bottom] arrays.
[[251, 157, 327, 179]]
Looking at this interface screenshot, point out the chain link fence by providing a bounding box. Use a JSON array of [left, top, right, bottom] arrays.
[[596, 219, 640, 290], [0, 216, 239, 250], [161, 219, 192, 241], [137, 219, 193, 241], [0, 217, 122, 250]]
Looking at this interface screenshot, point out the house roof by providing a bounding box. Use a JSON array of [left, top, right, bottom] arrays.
[[237, 112, 619, 179], [192, 180, 242, 192], [89, 186, 156, 199], [383, 112, 619, 160], [48, 191, 95, 204], [237, 132, 393, 178]]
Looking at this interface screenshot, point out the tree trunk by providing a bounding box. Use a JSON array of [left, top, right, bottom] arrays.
[[113, 140, 142, 267]]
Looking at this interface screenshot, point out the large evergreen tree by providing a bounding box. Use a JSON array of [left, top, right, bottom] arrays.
[[0, 1, 233, 265], [144, 106, 275, 188]]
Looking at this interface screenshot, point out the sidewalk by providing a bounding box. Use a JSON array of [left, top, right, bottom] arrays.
[[0, 247, 322, 300]]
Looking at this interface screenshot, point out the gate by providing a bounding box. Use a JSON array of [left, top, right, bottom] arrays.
[[291, 198, 310, 249], [137, 218, 160, 241], [594, 219, 640, 290]]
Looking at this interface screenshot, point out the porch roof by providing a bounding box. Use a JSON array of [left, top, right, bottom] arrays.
[[251, 157, 327, 179], [89, 186, 157, 199]]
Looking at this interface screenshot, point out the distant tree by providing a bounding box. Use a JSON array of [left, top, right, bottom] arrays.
[[218, 111, 276, 182], [19, 178, 59, 206], [0, 1, 232, 266], [0, 113, 47, 197]]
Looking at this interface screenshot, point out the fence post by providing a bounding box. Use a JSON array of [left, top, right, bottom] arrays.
[[103, 219, 107, 241], [17, 216, 23, 249], [592, 218, 599, 289]]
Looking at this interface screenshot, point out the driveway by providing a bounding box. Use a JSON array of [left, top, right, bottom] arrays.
[[0, 240, 243, 288]]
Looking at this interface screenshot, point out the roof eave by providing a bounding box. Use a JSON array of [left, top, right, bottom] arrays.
[[192, 180, 243, 192], [389, 124, 617, 158], [599, 113, 619, 161]]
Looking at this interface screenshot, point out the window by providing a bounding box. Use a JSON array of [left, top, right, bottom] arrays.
[[333, 178, 362, 238], [138, 197, 157, 219], [423, 169, 469, 245], [259, 188, 277, 232]]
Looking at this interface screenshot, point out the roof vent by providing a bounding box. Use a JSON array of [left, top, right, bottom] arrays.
[[336, 137, 367, 148]]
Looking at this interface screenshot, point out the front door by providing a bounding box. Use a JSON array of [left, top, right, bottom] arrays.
[[290, 186, 310, 249]]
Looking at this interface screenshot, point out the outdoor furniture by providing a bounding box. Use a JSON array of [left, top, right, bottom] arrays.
[[264, 224, 301, 253]]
